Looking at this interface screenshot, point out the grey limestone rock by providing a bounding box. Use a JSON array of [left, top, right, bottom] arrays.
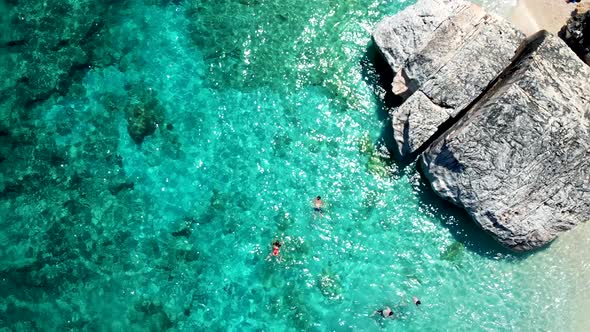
[[420, 31, 590, 251], [392, 91, 450, 156], [372, 0, 464, 74], [388, 2, 525, 157]]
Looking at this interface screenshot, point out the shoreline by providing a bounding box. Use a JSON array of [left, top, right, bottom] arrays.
[[500, 1, 590, 329], [545, 220, 590, 330], [508, 0, 590, 36]]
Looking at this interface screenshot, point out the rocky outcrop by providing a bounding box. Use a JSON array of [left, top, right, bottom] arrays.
[[373, 0, 590, 251], [374, 1, 525, 158], [559, 8, 590, 65], [372, 0, 463, 74], [421, 31, 590, 251]]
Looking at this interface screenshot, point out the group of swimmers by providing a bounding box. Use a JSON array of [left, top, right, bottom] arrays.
[[265, 195, 422, 320], [373, 296, 422, 320], [265, 196, 325, 262]]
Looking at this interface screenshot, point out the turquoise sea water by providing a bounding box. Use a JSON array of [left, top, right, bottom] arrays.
[[1, 0, 589, 331]]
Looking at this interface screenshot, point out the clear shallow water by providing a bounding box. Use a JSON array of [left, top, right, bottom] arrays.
[[0, 0, 588, 331]]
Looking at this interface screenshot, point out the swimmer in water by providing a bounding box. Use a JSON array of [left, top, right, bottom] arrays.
[[265, 240, 282, 262], [413, 296, 422, 306], [372, 306, 395, 319], [312, 196, 325, 219]]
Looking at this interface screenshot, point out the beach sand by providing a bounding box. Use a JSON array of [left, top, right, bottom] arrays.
[[509, 0, 590, 36]]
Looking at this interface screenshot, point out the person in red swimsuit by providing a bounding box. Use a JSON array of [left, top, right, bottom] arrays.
[[265, 240, 282, 262]]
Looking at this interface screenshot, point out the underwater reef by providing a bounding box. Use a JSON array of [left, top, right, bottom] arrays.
[[0, 0, 119, 109], [0, 1, 187, 329]]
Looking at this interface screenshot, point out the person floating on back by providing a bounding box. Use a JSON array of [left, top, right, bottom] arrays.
[[312, 196, 325, 219], [265, 240, 282, 262], [372, 306, 395, 319]]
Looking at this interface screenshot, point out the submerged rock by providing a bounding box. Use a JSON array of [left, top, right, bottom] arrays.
[[358, 132, 389, 177], [171, 217, 197, 238], [275, 209, 294, 232], [108, 181, 134, 195], [317, 269, 343, 300], [131, 299, 174, 331], [125, 85, 166, 144], [421, 32, 590, 251], [441, 242, 464, 262], [0, 1, 119, 106]]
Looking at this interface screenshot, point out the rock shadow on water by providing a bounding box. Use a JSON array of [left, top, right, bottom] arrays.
[[360, 42, 414, 170], [360, 41, 405, 114]]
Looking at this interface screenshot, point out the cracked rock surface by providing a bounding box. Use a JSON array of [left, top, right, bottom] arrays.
[[372, 0, 463, 74], [373, 0, 590, 251], [421, 32, 590, 251], [374, 0, 524, 158]]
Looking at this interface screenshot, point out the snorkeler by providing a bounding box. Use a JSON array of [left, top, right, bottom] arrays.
[[265, 240, 282, 262], [372, 306, 395, 319], [312, 196, 325, 219]]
